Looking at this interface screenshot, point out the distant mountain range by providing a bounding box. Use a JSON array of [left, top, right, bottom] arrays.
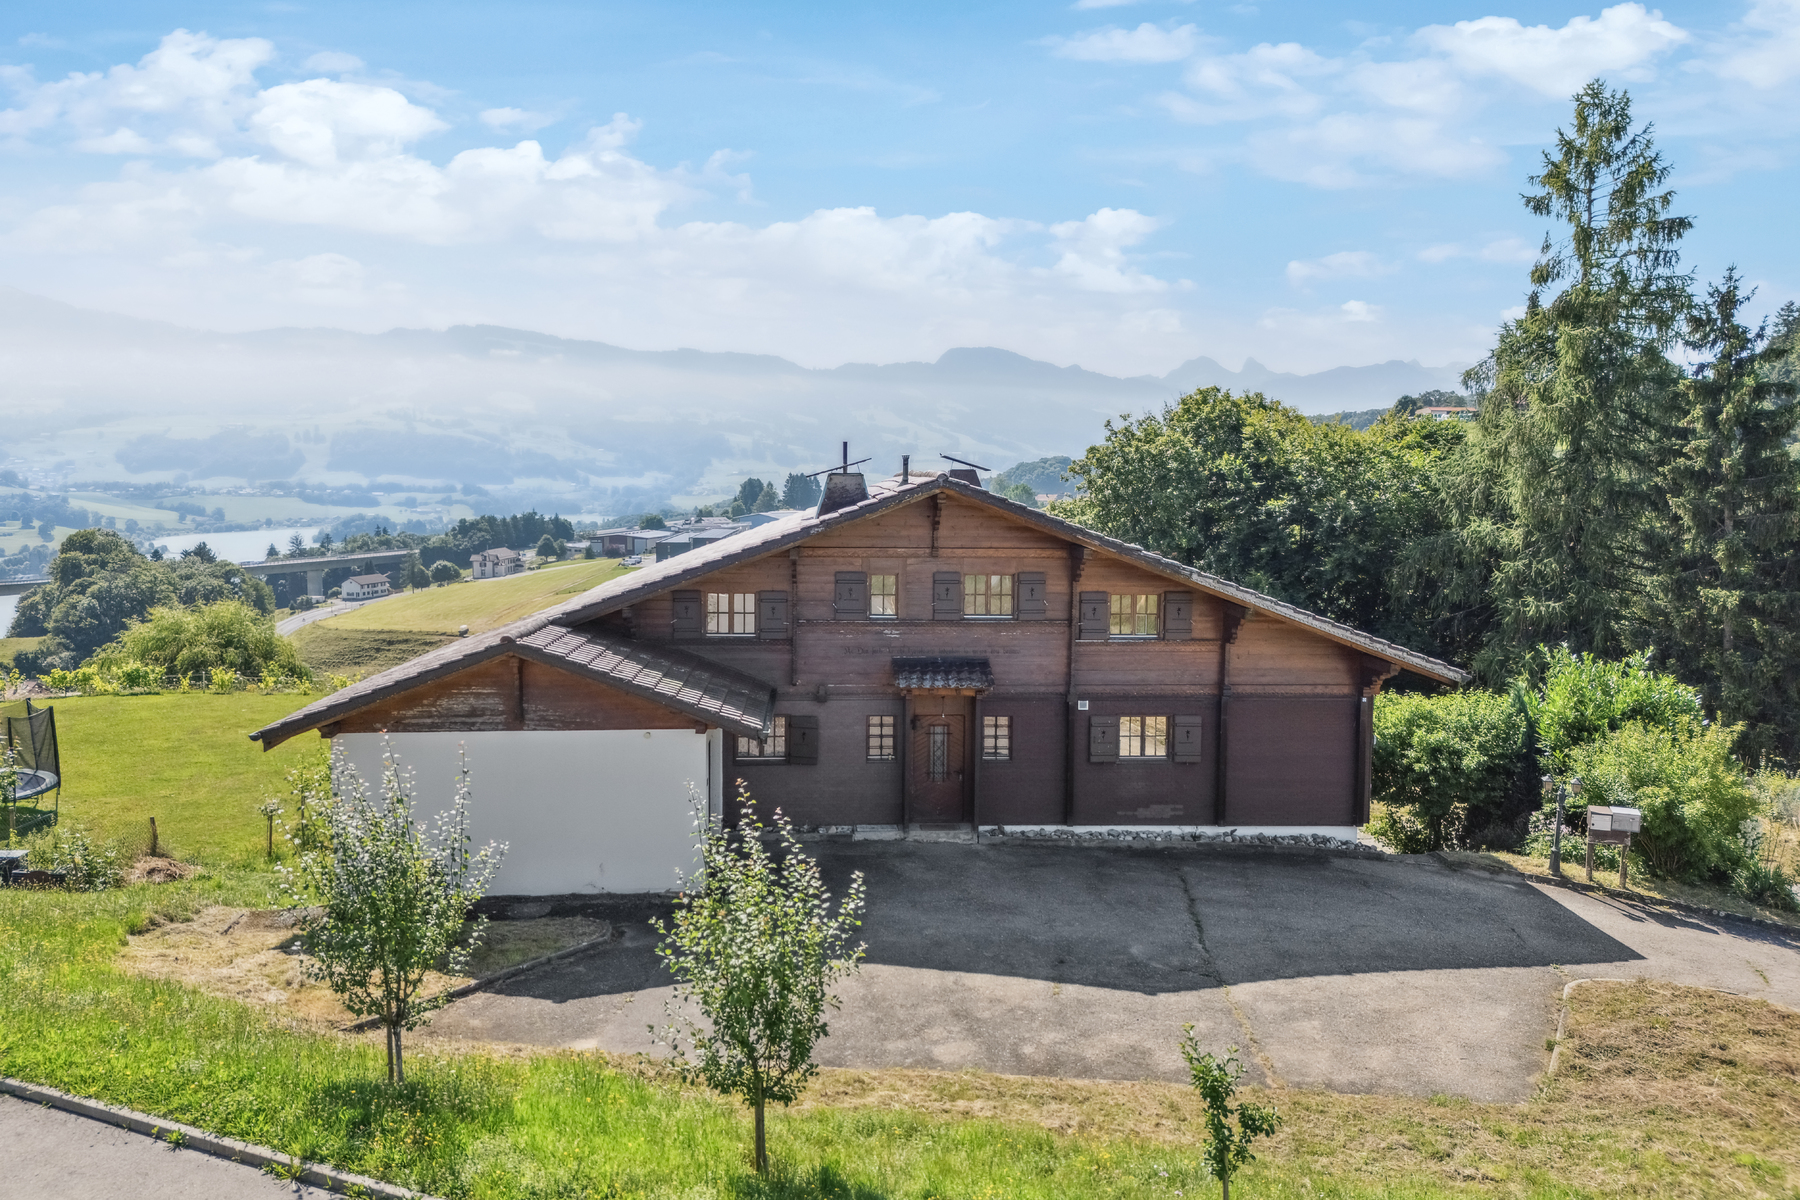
[[0, 288, 1467, 512]]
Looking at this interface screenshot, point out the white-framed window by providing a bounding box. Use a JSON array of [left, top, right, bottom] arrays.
[[1119, 716, 1167, 758], [982, 715, 1011, 761], [963, 573, 1014, 617], [1109, 593, 1159, 637], [867, 715, 896, 760], [870, 574, 897, 617], [737, 715, 787, 759], [706, 592, 756, 635]]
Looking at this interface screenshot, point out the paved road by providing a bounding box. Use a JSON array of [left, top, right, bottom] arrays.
[[422, 842, 1800, 1102], [0, 1093, 331, 1199], [274, 596, 385, 637]]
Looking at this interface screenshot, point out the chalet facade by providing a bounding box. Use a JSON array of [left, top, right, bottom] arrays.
[[470, 547, 523, 579], [253, 473, 1465, 895]]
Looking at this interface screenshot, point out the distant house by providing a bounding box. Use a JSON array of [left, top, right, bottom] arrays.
[[590, 528, 637, 555], [471, 548, 524, 579], [654, 522, 751, 562], [628, 530, 677, 556], [341, 574, 392, 601], [1416, 406, 1477, 421], [739, 510, 804, 527]]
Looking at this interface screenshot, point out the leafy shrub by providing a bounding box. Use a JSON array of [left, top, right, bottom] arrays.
[[208, 667, 240, 694], [23, 823, 125, 890], [1365, 802, 1432, 854], [429, 561, 460, 585], [1566, 721, 1756, 882], [112, 660, 161, 692], [1522, 648, 1704, 774], [1372, 689, 1526, 850], [88, 599, 307, 683], [1731, 858, 1799, 912]]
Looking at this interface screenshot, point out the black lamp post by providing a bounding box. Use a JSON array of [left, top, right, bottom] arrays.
[[1544, 774, 1582, 877]]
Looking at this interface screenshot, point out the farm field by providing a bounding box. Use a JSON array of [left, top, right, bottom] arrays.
[[0, 637, 44, 669], [318, 557, 631, 635]]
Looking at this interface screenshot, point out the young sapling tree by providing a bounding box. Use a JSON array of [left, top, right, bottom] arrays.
[[282, 741, 505, 1084], [653, 786, 866, 1174], [1179, 1028, 1281, 1200]]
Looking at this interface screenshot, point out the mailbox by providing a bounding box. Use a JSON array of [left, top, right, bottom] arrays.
[[1587, 805, 1641, 834]]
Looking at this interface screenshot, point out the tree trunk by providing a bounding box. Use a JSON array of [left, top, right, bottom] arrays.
[[1222, 1174, 1230, 1200], [754, 1095, 766, 1174], [394, 1025, 405, 1086]]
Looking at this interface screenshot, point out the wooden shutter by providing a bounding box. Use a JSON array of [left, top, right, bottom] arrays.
[[933, 571, 962, 620], [671, 590, 703, 639], [833, 571, 868, 618], [1173, 714, 1205, 762], [1017, 571, 1048, 619], [1088, 714, 1119, 762], [787, 714, 820, 764], [1078, 591, 1110, 640], [1162, 591, 1194, 640], [757, 590, 789, 639]]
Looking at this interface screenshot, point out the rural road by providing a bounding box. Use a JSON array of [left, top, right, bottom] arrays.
[[0, 1093, 334, 1199], [425, 842, 1800, 1103], [274, 596, 385, 637]]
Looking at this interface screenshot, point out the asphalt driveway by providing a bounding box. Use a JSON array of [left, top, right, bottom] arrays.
[[422, 842, 1800, 1102]]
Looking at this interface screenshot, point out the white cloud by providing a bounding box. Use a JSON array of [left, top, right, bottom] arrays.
[[1249, 112, 1502, 187], [1419, 237, 1538, 264], [1340, 300, 1379, 321], [480, 106, 558, 131], [302, 51, 364, 75], [1072, 0, 1137, 8], [1047, 207, 1169, 292], [1047, 23, 1200, 64], [248, 79, 446, 167], [1709, 0, 1800, 88], [1416, 4, 1687, 98], [1286, 250, 1389, 285]]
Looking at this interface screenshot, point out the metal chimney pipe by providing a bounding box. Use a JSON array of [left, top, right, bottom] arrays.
[[902, 454, 909, 483]]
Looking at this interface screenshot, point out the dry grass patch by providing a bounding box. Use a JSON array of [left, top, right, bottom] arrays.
[[804, 980, 1800, 1197], [120, 907, 613, 1028], [1472, 849, 1800, 931]]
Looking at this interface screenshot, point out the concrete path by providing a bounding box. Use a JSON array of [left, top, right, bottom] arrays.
[[422, 843, 1800, 1103], [0, 1093, 329, 1199]]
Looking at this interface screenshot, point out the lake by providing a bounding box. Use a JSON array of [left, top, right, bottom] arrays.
[[152, 527, 322, 563]]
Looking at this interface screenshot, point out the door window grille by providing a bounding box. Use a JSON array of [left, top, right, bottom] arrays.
[[927, 724, 950, 782]]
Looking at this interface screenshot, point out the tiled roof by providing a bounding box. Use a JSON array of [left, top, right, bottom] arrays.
[[892, 657, 994, 691], [515, 626, 773, 737]]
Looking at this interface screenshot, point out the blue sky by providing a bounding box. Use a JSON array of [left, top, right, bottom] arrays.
[[1, 1, 1795, 376]]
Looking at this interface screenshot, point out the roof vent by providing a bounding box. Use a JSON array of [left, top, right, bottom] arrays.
[[941, 453, 988, 489], [818, 472, 868, 515]]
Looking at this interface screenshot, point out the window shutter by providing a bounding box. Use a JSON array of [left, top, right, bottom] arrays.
[[671, 590, 702, 639], [787, 714, 820, 764], [757, 590, 789, 639], [833, 571, 868, 618], [1017, 571, 1048, 619], [1172, 714, 1205, 762], [1078, 591, 1109, 640], [1162, 591, 1194, 640], [933, 571, 962, 620], [1088, 715, 1119, 762]]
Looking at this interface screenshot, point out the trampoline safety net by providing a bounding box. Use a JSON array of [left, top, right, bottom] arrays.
[[3, 700, 59, 792]]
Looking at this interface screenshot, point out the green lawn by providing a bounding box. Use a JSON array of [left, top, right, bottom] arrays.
[[10, 693, 324, 865], [319, 558, 632, 636], [0, 637, 44, 669]]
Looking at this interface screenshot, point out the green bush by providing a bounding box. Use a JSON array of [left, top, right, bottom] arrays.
[[87, 599, 307, 682], [1566, 721, 1756, 882], [23, 822, 125, 890], [1523, 648, 1704, 774], [1731, 859, 1799, 912], [1372, 690, 1526, 850]]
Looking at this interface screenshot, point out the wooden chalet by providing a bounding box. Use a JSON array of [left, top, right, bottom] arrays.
[[253, 472, 1466, 894]]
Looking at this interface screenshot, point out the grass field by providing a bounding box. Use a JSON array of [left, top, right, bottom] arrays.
[[290, 626, 461, 677], [1, 870, 1795, 1200], [319, 557, 631, 636], [0, 636, 44, 669], [3, 693, 324, 865]]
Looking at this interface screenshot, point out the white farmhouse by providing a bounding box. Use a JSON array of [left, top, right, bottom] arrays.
[[340, 574, 392, 601], [470, 548, 524, 579]]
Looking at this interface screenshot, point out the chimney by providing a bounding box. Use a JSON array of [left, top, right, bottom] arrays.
[[817, 472, 869, 515], [901, 454, 910, 483]]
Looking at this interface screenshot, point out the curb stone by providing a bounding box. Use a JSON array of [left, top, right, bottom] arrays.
[[0, 1076, 440, 1199]]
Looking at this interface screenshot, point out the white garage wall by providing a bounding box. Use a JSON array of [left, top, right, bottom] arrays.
[[335, 729, 717, 896]]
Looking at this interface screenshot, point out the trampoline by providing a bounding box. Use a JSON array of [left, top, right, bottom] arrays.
[[3, 699, 59, 813]]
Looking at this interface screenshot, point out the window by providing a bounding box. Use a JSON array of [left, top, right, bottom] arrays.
[[963, 573, 1014, 616], [866, 715, 896, 760], [1119, 716, 1167, 758], [982, 715, 1011, 760], [1109, 593, 1159, 637], [869, 574, 897, 617], [737, 715, 787, 759], [706, 592, 756, 635], [927, 724, 950, 782]]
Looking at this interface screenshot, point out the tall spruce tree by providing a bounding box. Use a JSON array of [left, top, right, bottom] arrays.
[[1651, 270, 1800, 760], [1450, 80, 1691, 674]]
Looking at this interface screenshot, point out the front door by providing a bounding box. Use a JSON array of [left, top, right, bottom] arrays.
[[908, 703, 968, 823]]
